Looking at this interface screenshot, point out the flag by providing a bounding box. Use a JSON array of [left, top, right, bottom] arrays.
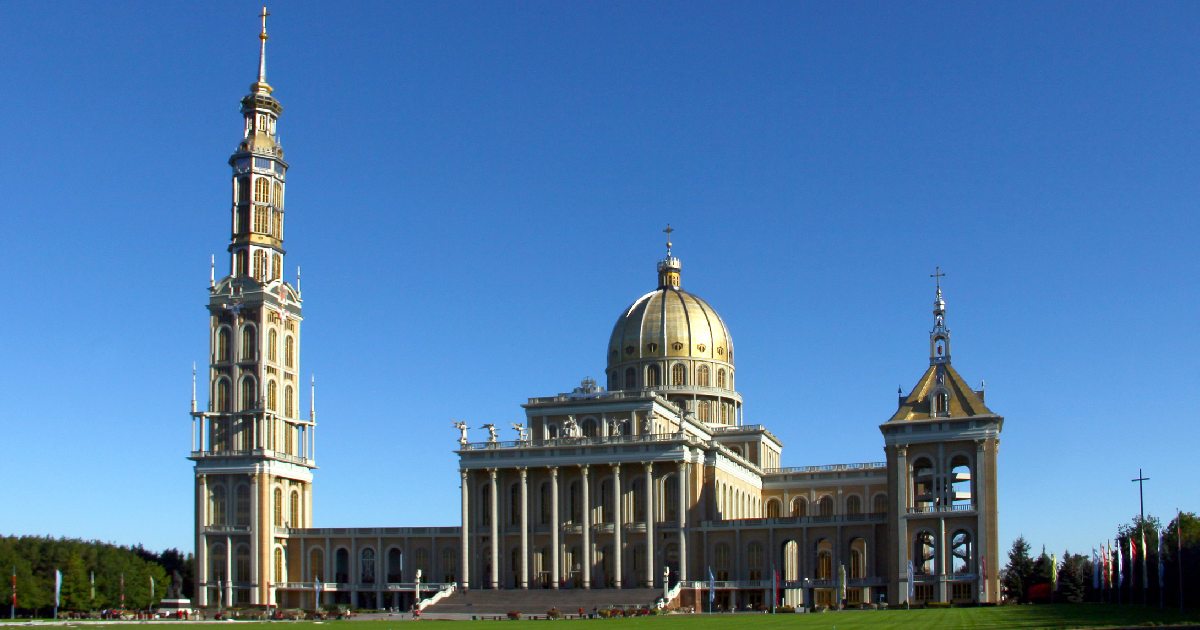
[[1051, 554, 1058, 590], [1157, 530, 1165, 589], [837, 564, 846, 606], [1141, 530, 1148, 589], [90, 571, 95, 602], [313, 575, 321, 607], [772, 569, 779, 607], [150, 575, 156, 604], [906, 560, 914, 601], [11, 566, 16, 611], [1092, 548, 1099, 590], [120, 573, 125, 607], [1117, 540, 1124, 588], [980, 555, 987, 601], [54, 569, 62, 608]]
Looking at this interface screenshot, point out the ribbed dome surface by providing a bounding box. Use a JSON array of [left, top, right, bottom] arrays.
[[607, 287, 734, 368]]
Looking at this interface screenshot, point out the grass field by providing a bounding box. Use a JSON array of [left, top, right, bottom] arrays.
[[7, 604, 1198, 629]]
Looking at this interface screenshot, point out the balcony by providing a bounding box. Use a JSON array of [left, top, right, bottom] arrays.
[[202, 525, 250, 534], [460, 432, 697, 451], [906, 503, 976, 515]]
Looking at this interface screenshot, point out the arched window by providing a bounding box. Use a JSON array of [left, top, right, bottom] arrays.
[[716, 368, 726, 389], [873, 493, 888, 514], [747, 541, 764, 580], [387, 548, 403, 583], [290, 490, 300, 527], [714, 543, 731, 580], [240, 376, 257, 411], [792, 496, 807, 517], [624, 367, 636, 389], [254, 177, 270, 203], [267, 328, 278, 362], [911, 458, 935, 510], [241, 325, 257, 361], [671, 363, 686, 386], [849, 538, 867, 579], [284, 385, 294, 418], [209, 544, 227, 583], [273, 182, 282, 207], [818, 495, 834, 517], [697, 365, 710, 387], [252, 249, 267, 281], [235, 484, 250, 526], [285, 336, 295, 369], [698, 401, 710, 422], [235, 545, 251, 582], [272, 253, 281, 281], [335, 548, 349, 583], [267, 380, 277, 411], [215, 379, 231, 413], [310, 548, 324, 582], [766, 499, 781, 518], [273, 547, 284, 583], [235, 250, 248, 276], [816, 540, 833, 580], [846, 495, 861, 515], [581, 418, 597, 437], [646, 365, 660, 388], [217, 327, 231, 362], [361, 548, 376, 583], [608, 371, 618, 390], [209, 485, 226, 526], [273, 488, 283, 526]]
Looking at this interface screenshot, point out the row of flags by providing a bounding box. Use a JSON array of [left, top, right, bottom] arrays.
[[1092, 529, 1168, 593]]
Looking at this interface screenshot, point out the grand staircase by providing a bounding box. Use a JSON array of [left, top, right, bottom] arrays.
[[423, 587, 663, 617]]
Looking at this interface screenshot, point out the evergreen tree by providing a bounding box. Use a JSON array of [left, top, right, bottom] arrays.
[[1002, 535, 1034, 602]]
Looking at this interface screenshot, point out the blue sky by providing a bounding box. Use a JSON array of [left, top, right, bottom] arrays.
[[1, 1, 1196, 559]]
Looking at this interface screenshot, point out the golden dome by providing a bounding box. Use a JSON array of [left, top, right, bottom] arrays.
[[607, 287, 734, 369]]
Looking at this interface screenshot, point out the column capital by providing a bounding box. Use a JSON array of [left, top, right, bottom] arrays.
[[549, 466, 558, 478], [519, 467, 528, 478], [488, 469, 498, 479], [579, 463, 589, 473], [644, 462, 653, 472]]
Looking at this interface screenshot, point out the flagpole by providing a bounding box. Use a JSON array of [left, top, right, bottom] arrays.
[[1178, 509, 1184, 614], [9, 566, 14, 620]]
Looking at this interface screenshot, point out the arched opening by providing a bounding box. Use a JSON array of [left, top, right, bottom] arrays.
[[240, 376, 257, 411], [624, 367, 636, 389], [911, 458, 935, 510], [747, 541, 764, 580], [914, 531, 936, 575], [441, 547, 457, 583], [581, 418, 597, 437], [846, 495, 861, 515], [285, 335, 295, 369], [568, 481, 582, 523], [818, 495, 834, 517], [791, 496, 807, 517], [273, 547, 284, 584], [209, 484, 226, 526], [387, 548, 403, 583], [289, 490, 300, 527], [215, 378, 231, 413], [235, 545, 251, 583], [217, 327, 231, 362], [716, 368, 726, 389], [241, 325, 257, 361], [509, 482, 521, 526], [849, 538, 867, 579], [273, 488, 283, 526], [815, 539, 833, 580], [360, 548, 376, 584], [873, 493, 888, 514], [950, 455, 973, 507], [631, 478, 646, 521], [539, 482, 551, 525], [268, 328, 278, 362], [267, 380, 277, 411], [235, 484, 250, 525], [646, 365, 660, 388], [766, 498, 781, 518], [334, 548, 349, 583], [951, 530, 973, 574], [309, 548, 324, 582], [480, 484, 491, 526], [671, 363, 686, 386], [697, 365, 710, 387], [714, 543, 731, 580], [664, 475, 679, 522], [598, 478, 612, 524], [781, 539, 801, 606]]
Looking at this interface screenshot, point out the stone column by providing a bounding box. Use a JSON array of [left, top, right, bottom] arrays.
[[520, 468, 529, 589], [550, 467, 560, 589], [894, 445, 909, 604], [489, 469, 499, 589], [645, 463, 654, 588], [612, 464, 622, 589], [225, 534, 234, 607], [678, 460, 688, 581], [974, 439, 988, 602], [196, 474, 208, 606], [250, 474, 261, 604], [581, 465, 591, 589], [460, 470, 470, 590]]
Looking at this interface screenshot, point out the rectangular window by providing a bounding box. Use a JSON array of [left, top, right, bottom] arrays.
[[254, 157, 273, 170]]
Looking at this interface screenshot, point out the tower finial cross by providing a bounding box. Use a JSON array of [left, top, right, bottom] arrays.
[[260, 6, 270, 39], [663, 224, 674, 257], [930, 266, 945, 291]]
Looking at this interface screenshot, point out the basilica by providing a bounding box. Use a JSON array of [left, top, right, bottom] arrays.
[[189, 12, 1003, 614]]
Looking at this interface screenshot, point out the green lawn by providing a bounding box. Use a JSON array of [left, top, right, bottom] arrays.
[[9, 604, 1197, 629]]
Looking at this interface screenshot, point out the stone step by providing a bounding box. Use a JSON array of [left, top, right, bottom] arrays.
[[424, 588, 663, 615]]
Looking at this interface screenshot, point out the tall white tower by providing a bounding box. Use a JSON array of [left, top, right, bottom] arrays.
[[190, 8, 317, 609]]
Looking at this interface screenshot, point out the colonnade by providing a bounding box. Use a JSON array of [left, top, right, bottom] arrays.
[[460, 460, 690, 590]]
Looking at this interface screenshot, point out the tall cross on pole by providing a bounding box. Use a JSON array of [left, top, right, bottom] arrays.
[[930, 266, 946, 291], [1132, 468, 1149, 524], [663, 224, 674, 257]]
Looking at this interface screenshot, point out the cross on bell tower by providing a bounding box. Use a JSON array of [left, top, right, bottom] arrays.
[[657, 224, 682, 289]]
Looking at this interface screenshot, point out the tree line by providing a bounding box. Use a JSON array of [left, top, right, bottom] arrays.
[[1003, 511, 1199, 608], [0, 536, 193, 616]]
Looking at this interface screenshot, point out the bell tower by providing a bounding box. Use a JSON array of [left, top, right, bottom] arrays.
[[190, 7, 317, 609]]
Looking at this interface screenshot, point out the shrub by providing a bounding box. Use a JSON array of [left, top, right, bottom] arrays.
[[507, 611, 521, 620], [927, 601, 951, 609], [775, 605, 795, 613], [547, 607, 561, 619]]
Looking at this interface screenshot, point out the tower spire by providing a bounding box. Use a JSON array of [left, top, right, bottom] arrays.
[[657, 224, 682, 289], [252, 6, 272, 94], [929, 267, 950, 364]]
